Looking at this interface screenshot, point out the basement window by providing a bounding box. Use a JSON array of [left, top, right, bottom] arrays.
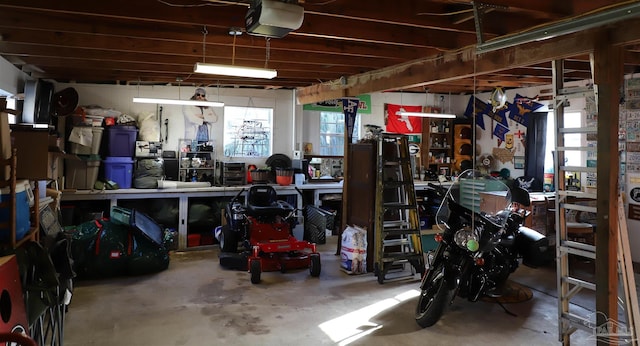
[[319, 111, 360, 155], [223, 106, 273, 158]]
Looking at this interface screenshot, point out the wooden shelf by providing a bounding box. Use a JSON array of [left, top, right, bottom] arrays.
[[421, 118, 453, 171], [0, 148, 40, 249]]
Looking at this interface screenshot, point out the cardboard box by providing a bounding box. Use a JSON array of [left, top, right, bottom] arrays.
[[11, 125, 66, 181], [0, 111, 11, 180]]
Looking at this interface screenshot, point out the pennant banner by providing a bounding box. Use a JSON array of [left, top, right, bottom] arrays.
[[487, 102, 510, 128], [385, 103, 423, 134], [341, 97, 360, 142], [304, 94, 372, 114], [463, 96, 489, 130], [493, 122, 509, 141], [508, 94, 544, 127]]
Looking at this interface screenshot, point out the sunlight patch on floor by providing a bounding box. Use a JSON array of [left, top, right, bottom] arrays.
[[318, 289, 420, 345]]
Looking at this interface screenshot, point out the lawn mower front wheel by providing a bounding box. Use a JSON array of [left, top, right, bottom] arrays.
[[309, 253, 321, 277], [250, 259, 261, 284]]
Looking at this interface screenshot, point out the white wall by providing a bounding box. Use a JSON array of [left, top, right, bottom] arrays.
[[301, 91, 467, 155], [0, 57, 31, 96], [469, 86, 551, 179], [57, 83, 296, 168]]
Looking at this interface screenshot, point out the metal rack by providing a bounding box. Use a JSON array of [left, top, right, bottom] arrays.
[[178, 139, 216, 183]]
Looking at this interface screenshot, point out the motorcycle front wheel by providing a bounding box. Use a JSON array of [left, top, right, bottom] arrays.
[[415, 262, 450, 328]]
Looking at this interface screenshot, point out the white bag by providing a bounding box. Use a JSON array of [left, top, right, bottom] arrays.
[[138, 112, 160, 141], [340, 225, 367, 274]]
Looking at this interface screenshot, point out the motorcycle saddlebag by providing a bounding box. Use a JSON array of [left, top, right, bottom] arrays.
[[515, 226, 551, 268]]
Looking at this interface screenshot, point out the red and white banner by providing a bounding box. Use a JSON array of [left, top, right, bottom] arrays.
[[385, 103, 423, 134]]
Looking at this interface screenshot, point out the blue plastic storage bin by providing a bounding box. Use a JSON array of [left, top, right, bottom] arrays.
[[104, 157, 134, 189], [0, 180, 32, 241], [107, 126, 138, 157]]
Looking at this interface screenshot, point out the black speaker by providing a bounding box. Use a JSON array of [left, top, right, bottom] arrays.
[[163, 158, 178, 181], [161, 151, 178, 181]]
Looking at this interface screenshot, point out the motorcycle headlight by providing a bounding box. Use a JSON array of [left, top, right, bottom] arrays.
[[454, 225, 480, 252]]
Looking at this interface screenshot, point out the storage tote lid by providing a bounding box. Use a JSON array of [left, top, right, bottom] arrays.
[[0, 179, 29, 194], [104, 157, 134, 163]]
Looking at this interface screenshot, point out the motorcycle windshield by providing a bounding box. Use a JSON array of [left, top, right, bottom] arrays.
[[434, 169, 512, 230]]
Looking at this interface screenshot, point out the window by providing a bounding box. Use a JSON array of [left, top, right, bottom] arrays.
[[319, 111, 360, 155], [223, 106, 273, 157], [544, 111, 583, 172]]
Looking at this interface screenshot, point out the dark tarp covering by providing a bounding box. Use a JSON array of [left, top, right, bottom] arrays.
[[69, 213, 170, 278]]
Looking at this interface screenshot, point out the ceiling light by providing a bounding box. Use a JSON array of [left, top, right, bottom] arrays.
[[228, 27, 243, 36], [397, 110, 456, 118], [132, 77, 224, 107], [397, 90, 456, 118], [193, 26, 277, 79], [132, 97, 224, 107], [194, 62, 277, 79]]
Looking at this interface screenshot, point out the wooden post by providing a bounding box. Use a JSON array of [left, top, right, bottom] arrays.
[[593, 33, 622, 343]]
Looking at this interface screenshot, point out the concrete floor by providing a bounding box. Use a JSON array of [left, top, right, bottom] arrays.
[[64, 236, 601, 346]]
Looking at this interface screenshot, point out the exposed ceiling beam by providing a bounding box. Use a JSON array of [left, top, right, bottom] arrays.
[[296, 17, 640, 104]]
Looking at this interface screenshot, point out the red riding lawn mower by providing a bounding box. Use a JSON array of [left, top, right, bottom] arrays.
[[217, 184, 321, 284]]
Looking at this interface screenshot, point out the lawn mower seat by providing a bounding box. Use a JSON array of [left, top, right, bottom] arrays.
[[246, 185, 294, 218]]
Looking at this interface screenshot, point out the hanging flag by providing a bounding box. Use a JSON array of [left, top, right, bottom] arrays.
[[385, 103, 423, 134], [487, 102, 510, 128], [493, 122, 509, 141], [463, 96, 489, 130], [508, 94, 544, 127], [341, 97, 360, 142]]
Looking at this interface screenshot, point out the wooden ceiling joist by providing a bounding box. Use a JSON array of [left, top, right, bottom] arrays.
[[296, 17, 640, 104]]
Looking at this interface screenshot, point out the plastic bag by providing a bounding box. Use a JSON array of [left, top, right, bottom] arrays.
[[138, 112, 160, 141]]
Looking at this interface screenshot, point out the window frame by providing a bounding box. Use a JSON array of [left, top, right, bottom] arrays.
[[223, 106, 274, 158]]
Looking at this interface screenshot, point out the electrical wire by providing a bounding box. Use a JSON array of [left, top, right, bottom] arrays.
[[202, 25, 208, 64], [264, 38, 271, 69], [417, 9, 474, 16], [305, 0, 338, 5], [157, 0, 244, 7], [232, 31, 236, 65]]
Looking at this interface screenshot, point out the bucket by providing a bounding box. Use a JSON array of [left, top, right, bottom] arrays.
[[276, 175, 293, 186]]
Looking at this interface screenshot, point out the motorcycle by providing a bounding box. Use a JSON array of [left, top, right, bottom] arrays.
[[415, 169, 550, 328]]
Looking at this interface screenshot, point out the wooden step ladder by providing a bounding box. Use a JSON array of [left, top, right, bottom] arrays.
[[373, 133, 425, 284]]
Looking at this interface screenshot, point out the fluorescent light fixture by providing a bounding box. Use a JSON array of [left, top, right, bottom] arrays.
[[194, 62, 277, 79], [133, 97, 224, 107], [397, 111, 456, 118]]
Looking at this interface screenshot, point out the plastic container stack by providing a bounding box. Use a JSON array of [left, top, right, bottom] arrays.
[[66, 124, 104, 190], [104, 125, 138, 189]]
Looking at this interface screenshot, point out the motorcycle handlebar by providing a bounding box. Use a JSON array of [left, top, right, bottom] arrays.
[[428, 183, 447, 197], [231, 188, 245, 204]]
